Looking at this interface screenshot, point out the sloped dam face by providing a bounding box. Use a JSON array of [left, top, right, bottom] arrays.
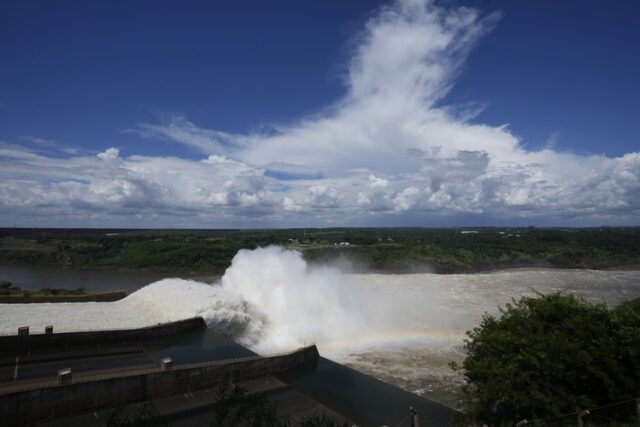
[[2, 247, 640, 409]]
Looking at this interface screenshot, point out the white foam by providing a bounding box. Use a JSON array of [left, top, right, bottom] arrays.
[[0, 247, 372, 354], [2, 249, 640, 350], [2, 247, 640, 406]]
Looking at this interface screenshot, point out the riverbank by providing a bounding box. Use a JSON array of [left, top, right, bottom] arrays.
[[0, 290, 127, 304], [2, 227, 638, 275], [1, 257, 639, 278]]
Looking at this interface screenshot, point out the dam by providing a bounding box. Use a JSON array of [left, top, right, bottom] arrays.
[[2, 254, 640, 416], [3, 247, 638, 424], [0, 317, 459, 426]]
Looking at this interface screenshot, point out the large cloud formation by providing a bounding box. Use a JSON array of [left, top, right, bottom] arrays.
[[1, 0, 639, 227]]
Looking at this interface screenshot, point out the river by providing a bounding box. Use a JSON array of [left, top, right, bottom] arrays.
[[0, 263, 217, 293], [1, 262, 639, 409]]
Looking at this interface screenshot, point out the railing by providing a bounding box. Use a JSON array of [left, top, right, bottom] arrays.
[[516, 397, 640, 426]]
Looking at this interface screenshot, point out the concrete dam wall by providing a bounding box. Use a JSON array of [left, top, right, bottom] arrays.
[[0, 345, 320, 425], [0, 317, 207, 351]]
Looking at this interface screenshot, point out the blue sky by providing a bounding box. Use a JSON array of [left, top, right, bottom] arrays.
[[0, 0, 638, 227]]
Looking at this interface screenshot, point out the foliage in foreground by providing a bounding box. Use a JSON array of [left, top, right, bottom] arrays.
[[103, 383, 348, 427], [454, 293, 640, 426], [103, 402, 167, 427], [210, 383, 349, 427]]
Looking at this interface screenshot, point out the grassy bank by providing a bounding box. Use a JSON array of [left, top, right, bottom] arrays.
[[0, 281, 88, 296], [0, 227, 638, 274]]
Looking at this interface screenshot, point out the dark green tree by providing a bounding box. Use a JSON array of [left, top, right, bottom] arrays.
[[455, 293, 640, 426], [210, 383, 288, 427], [209, 383, 348, 427]]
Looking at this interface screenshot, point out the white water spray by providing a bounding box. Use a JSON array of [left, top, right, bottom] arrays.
[[2, 247, 640, 407], [116, 246, 372, 354], [218, 246, 369, 353]]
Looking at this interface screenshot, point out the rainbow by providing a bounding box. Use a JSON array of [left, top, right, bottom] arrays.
[[320, 329, 467, 355]]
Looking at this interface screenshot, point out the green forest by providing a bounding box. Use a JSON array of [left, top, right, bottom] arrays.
[[0, 227, 638, 274]]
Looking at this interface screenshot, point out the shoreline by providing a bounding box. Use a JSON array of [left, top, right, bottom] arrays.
[[2, 259, 639, 277], [0, 289, 127, 304]]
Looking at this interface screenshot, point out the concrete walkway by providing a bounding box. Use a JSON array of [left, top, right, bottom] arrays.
[[0, 344, 155, 389]]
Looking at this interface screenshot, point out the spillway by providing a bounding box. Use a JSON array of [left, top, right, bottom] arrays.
[[2, 247, 639, 407]]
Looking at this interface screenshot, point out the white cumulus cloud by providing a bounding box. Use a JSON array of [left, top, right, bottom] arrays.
[[1, 0, 638, 227]]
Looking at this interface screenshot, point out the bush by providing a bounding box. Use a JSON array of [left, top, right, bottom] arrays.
[[0, 281, 20, 295], [455, 293, 640, 426], [209, 383, 348, 427]]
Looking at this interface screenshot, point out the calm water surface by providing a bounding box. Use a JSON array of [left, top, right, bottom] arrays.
[[0, 264, 216, 293]]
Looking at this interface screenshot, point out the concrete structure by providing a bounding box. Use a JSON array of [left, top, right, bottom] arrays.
[[0, 345, 320, 426], [41, 376, 347, 427], [160, 357, 174, 370], [1, 344, 157, 385], [57, 368, 72, 385], [0, 317, 206, 351]]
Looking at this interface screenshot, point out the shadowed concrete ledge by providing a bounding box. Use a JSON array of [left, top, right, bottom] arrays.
[[0, 343, 320, 425], [0, 316, 207, 351]]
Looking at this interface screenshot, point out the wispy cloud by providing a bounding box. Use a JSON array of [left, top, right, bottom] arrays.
[[132, 115, 249, 156], [544, 132, 560, 150], [22, 136, 81, 155], [1, 0, 638, 227]]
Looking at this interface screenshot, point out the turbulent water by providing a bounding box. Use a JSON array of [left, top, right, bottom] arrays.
[[2, 246, 640, 408]]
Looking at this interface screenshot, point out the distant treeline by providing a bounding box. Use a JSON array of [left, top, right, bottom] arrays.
[[0, 280, 87, 296], [0, 227, 638, 274]]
